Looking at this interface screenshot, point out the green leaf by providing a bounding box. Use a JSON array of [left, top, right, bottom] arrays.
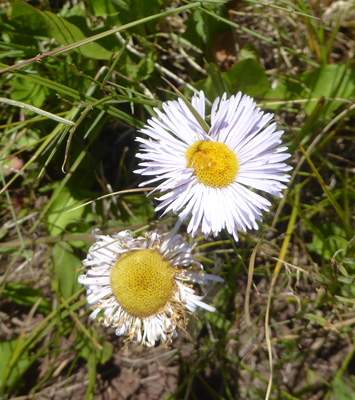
[[301, 64, 355, 117], [0, 62, 144, 128], [206, 310, 232, 331], [0, 340, 30, 391], [90, 0, 163, 34], [47, 185, 85, 237], [53, 242, 82, 299], [75, 330, 113, 364], [16, 128, 40, 148], [222, 59, 270, 97], [10, 0, 112, 60], [303, 313, 328, 327], [126, 52, 155, 82], [193, 10, 207, 43], [9, 0, 47, 34], [194, 59, 270, 99], [307, 222, 348, 261], [99, 341, 114, 364], [89, 0, 128, 17], [2, 282, 51, 314], [183, 3, 230, 49], [265, 64, 355, 118], [122, 194, 155, 223], [239, 44, 260, 60], [333, 380, 355, 400], [10, 78, 49, 108]]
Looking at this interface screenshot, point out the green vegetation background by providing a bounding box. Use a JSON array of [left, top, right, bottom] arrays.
[[1, 0, 355, 399]]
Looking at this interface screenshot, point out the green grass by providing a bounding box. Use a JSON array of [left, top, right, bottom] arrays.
[[1, 0, 355, 399]]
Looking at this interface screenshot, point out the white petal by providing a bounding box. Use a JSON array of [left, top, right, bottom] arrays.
[[135, 90, 292, 239]]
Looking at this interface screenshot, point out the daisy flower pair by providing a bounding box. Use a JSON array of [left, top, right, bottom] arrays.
[[78, 90, 291, 347]]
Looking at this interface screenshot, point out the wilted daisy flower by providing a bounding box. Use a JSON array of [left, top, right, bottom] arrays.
[[135, 91, 292, 241], [78, 229, 222, 347]]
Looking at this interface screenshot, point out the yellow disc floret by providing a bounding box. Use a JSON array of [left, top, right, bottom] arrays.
[[110, 249, 175, 318], [185, 141, 239, 188]]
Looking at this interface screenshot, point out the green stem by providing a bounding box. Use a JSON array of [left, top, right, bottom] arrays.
[[0, 97, 75, 126], [295, 132, 352, 238]]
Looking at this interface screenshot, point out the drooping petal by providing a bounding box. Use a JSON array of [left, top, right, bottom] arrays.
[[78, 230, 221, 347]]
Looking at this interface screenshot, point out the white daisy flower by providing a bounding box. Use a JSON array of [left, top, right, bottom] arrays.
[[78, 229, 222, 347], [135, 91, 292, 241]]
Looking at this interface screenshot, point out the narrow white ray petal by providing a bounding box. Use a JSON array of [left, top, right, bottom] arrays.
[[191, 90, 206, 119], [135, 90, 292, 240], [79, 230, 220, 347]]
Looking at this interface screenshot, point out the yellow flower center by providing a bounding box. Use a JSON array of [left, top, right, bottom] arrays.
[[110, 249, 175, 318], [185, 141, 239, 188]]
